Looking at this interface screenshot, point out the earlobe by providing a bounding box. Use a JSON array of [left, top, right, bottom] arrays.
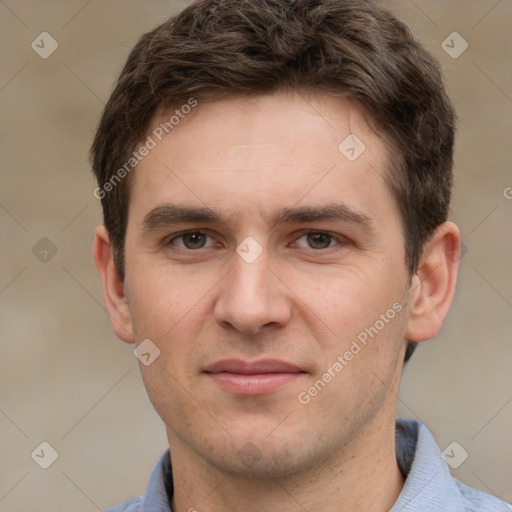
[[405, 221, 461, 342], [92, 225, 135, 344]]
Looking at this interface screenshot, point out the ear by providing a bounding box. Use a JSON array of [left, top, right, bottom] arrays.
[[405, 221, 460, 342], [92, 225, 134, 344]]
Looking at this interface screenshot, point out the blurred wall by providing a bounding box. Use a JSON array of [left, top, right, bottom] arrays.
[[1, 1, 511, 510]]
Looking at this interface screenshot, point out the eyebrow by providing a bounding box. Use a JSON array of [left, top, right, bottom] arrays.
[[141, 203, 374, 233]]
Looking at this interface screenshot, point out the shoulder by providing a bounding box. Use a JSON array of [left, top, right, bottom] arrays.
[[393, 418, 511, 512], [455, 479, 512, 512]]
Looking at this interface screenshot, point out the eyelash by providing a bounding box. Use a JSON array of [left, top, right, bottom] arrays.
[[166, 230, 347, 251]]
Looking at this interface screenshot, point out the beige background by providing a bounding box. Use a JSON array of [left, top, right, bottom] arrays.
[[1, 1, 511, 510]]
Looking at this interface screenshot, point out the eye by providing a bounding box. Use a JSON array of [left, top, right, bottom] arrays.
[[168, 231, 216, 250], [293, 231, 343, 250]]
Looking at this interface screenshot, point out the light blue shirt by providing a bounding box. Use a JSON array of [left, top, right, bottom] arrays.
[[105, 418, 511, 511]]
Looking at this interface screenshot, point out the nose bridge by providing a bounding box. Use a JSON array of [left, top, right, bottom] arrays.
[[229, 241, 273, 309], [214, 239, 290, 334], [233, 243, 270, 297]]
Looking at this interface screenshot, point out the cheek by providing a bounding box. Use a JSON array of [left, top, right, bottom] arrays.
[[287, 262, 404, 337], [293, 263, 409, 392], [124, 260, 213, 339]]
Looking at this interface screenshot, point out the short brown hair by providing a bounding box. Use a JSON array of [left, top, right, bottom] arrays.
[[91, 0, 456, 361]]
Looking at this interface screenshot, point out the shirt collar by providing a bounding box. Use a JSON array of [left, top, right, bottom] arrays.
[[139, 448, 173, 510], [391, 417, 463, 511], [138, 418, 503, 512]]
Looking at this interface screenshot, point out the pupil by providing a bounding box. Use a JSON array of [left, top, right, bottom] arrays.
[[184, 233, 205, 249], [308, 233, 330, 249]]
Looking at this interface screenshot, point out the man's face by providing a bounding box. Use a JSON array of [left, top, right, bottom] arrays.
[[122, 91, 414, 476]]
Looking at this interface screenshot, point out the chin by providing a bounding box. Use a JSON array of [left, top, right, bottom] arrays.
[[195, 423, 334, 481], [207, 441, 310, 480]]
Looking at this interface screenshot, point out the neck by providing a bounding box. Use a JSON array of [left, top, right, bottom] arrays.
[[168, 410, 405, 512]]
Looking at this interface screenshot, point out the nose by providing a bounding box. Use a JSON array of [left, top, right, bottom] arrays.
[[213, 247, 292, 336]]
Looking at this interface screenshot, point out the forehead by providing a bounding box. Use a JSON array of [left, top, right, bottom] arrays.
[[145, 91, 386, 163], [128, 91, 397, 228]]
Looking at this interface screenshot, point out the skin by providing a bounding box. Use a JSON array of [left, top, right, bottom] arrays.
[[94, 90, 460, 512]]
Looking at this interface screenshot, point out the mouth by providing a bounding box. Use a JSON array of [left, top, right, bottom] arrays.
[[202, 359, 306, 396]]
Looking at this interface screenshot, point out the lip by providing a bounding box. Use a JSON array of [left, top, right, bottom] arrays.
[[203, 359, 305, 395], [204, 358, 303, 374]]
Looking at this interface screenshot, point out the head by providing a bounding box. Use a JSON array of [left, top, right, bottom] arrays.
[[92, 0, 459, 480]]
